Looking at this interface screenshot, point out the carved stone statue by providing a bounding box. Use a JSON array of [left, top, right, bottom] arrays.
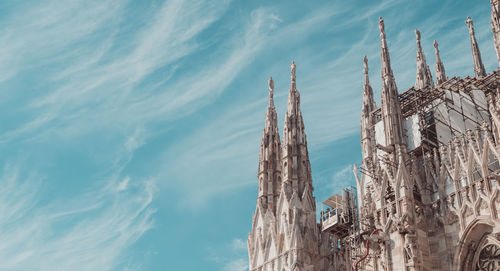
[[291, 61, 296, 81], [379, 17, 385, 33], [387, 200, 395, 218], [415, 205, 423, 221], [404, 232, 417, 262], [466, 16, 475, 35]]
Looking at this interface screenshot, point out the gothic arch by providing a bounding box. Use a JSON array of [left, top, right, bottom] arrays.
[[453, 218, 496, 271], [473, 235, 500, 270]]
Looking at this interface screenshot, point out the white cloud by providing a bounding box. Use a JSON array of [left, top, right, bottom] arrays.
[[207, 238, 248, 271], [0, 163, 155, 271], [333, 165, 353, 181], [231, 238, 247, 251], [118, 176, 131, 191], [223, 258, 248, 271], [0, 0, 232, 144]]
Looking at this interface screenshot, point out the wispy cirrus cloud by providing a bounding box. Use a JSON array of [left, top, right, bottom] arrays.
[[0, 0, 232, 144], [0, 0, 125, 82], [0, 163, 155, 271], [207, 238, 248, 271], [0, 0, 237, 269]]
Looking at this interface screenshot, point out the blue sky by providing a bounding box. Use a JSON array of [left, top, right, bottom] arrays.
[[0, 0, 497, 270]]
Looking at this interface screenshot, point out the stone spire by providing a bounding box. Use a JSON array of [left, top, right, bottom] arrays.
[[466, 17, 487, 77], [257, 77, 281, 213], [379, 17, 406, 148], [287, 61, 299, 116], [361, 56, 376, 162], [282, 61, 312, 197], [362, 56, 376, 113], [249, 63, 323, 271], [415, 29, 434, 89], [434, 40, 447, 85], [491, 0, 500, 66]]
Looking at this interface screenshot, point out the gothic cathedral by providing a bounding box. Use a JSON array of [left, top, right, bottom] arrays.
[[248, 1, 500, 271]]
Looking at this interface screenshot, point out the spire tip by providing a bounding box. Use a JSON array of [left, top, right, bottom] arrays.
[[379, 17, 385, 33], [268, 77, 274, 92], [363, 56, 368, 74], [466, 16, 474, 33]]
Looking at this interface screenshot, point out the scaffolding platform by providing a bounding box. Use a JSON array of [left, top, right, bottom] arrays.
[[321, 189, 357, 238]]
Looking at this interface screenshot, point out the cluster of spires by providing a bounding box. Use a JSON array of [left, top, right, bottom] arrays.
[[361, 16, 492, 158], [363, 14, 490, 106], [258, 61, 312, 214], [258, 11, 500, 214]]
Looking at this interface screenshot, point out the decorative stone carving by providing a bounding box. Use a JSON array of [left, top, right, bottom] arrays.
[[476, 244, 500, 270], [404, 231, 418, 263]]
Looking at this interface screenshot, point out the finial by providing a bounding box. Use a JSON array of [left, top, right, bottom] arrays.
[[363, 56, 368, 74], [466, 16, 486, 77], [290, 61, 296, 81], [268, 76, 275, 108], [434, 39, 447, 85], [466, 16, 474, 34], [379, 17, 385, 33], [414, 28, 434, 89]]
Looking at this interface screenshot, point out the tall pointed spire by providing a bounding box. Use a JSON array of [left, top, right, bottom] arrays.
[[379, 17, 405, 148], [433, 40, 447, 85], [249, 71, 321, 271], [415, 29, 434, 89], [491, 0, 500, 66], [362, 56, 376, 113], [257, 77, 281, 213], [379, 17, 393, 79], [361, 57, 376, 163], [282, 61, 312, 197], [466, 17, 487, 77]]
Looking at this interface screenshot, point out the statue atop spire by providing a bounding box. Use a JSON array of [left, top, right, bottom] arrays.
[[466, 17, 487, 77], [433, 40, 447, 85], [290, 61, 296, 87], [415, 29, 434, 89], [268, 77, 275, 107]]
